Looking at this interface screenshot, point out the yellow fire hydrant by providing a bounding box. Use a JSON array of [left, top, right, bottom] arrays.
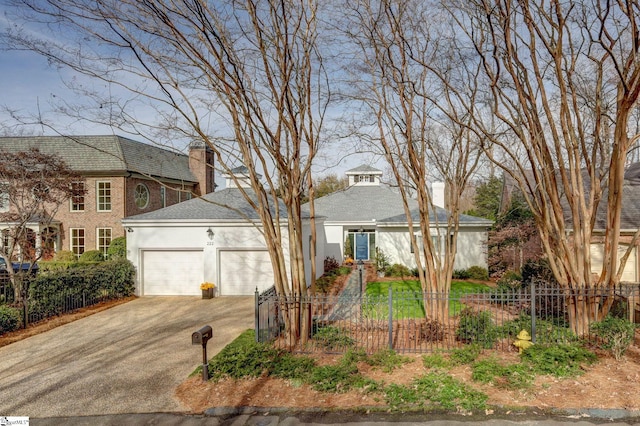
[[513, 330, 534, 353]]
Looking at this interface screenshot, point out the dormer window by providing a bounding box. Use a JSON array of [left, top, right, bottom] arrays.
[[355, 175, 375, 183]]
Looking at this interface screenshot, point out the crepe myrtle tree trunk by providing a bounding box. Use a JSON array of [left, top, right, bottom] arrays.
[[341, 0, 482, 322], [442, 0, 640, 334], [4, 0, 327, 344]]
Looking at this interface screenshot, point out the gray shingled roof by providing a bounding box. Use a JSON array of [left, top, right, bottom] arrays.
[[123, 188, 294, 222], [0, 135, 196, 182], [506, 165, 640, 231], [309, 185, 415, 222], [307, 184, 491, 226], [593, 183, 640, 230], [379, 207, 493, 225]]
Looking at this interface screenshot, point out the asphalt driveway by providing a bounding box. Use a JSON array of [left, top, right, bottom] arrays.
[[0, 296, 253, 418]]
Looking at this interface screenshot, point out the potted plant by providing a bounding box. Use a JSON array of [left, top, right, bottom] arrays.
[[200, 282, 215, 299]]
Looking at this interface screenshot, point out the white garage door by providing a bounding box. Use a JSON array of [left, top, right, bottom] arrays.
[[142, 250, 204, 295], [590, 244, 637, 282], [219, 250, 274, 295]]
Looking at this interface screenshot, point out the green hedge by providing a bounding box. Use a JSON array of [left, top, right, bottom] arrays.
[[107, 237, 126, 260], [27, 259, 135, 318], [0, 305, 22, 334]]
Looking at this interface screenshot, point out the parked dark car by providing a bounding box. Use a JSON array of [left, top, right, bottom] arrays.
[[0, 258, 39, 273]]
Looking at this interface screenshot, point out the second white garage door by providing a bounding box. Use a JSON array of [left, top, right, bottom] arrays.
[[219, 250, 274, 295], [142, 250, 204, 296]]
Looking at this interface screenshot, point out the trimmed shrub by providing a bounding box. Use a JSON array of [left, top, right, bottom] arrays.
[[453, 269, 471, 279], [54, 250, 77, 262], [456, 308, 496, 348], [0, 305, 22, 334], [520, 258, 556, 285], [466, 266, 489, 281], [496, 270, 522, 291], [79, 250, 104, 262], [385, 263, 411, 278], [107, 237, 127, 260], [591, 316, 636, 360]]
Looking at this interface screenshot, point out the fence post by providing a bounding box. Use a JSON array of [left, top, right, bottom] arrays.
[[21, 286, 28, 329], [254, 287, 259, 343], [530, 281, 536, 343], [388, 286, 393, 350]]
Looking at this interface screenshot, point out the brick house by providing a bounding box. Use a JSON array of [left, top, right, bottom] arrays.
[[0, 135, 214, 259]]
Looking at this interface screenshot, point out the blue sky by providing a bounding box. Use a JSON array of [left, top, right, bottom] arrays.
[[0, 7, 380, 183]]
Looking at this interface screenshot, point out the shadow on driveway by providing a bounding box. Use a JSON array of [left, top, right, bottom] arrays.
[[0, 296, 253, 418]]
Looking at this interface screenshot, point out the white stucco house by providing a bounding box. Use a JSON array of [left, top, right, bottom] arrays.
[[308, 165, 492, 270], [124, 164, 490, 296], [122, 167, 324, 296]]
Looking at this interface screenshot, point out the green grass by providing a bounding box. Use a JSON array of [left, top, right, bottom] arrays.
[[364, 280, 491, 319]]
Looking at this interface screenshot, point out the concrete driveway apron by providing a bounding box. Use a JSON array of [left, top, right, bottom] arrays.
[[0, 296, 253, 418]]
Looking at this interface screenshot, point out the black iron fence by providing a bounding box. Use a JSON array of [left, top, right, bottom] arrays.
[[255, 281, 640, 353], [1, 282, 128, 333]]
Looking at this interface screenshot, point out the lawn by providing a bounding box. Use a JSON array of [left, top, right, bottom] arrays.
[[364, 279, 492, 319]]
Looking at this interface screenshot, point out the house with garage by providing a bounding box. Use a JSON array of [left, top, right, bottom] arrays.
[[122, 167, 325, 296], [309, 165, 492, 270], [587, 163, 640, 282], [501, 164, 640, 282], [0, 135, 214, 259]]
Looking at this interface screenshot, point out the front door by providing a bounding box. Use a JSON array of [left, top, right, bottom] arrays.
[[348, 229, 375, 261]]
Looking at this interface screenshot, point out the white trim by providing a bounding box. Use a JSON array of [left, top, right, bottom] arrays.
[[96, 180, 112, 212], [96, 227, 112, 256], [70, 227, 85, 257]]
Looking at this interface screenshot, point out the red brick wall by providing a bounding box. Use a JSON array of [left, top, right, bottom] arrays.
[[56, 175, 197, 254], [56, 176, 127, 253]]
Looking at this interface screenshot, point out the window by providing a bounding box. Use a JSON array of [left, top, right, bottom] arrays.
[[71, 228, 85, 258], [1, 229, 9, 255], [178, 190, 192, 203], [97, 228, 112, 257], [0, 182, 9, 213], [134, 183, 149, 209], [160, 187, 166, 208], [430, 234, 455, 256], [97, 181, 112, 212], [70, 181, 85, 211], [354, 175, 374, 183]]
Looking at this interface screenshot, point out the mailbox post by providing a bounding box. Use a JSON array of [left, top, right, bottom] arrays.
[[191, 325, 213, 381]]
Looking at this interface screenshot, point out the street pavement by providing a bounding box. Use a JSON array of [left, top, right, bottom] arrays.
[[26, 412, 640, 425]]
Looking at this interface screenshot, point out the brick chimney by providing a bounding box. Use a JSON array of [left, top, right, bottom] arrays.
[[188, 141, 215, 195]]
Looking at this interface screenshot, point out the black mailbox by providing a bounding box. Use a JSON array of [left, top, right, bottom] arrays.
[[192, 325, 213, 346], [192, 325, 213, 381]]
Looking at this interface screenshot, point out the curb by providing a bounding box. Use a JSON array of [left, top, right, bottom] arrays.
[[204, 405, 640, 421]]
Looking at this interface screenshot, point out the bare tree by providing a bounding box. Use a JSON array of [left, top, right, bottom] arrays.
[[313, 174, 348, 199], [0, 148, 83, 304], [4, 0, 329, 343], [445, 0, 640, 333], [341, 0, 483, 320]]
